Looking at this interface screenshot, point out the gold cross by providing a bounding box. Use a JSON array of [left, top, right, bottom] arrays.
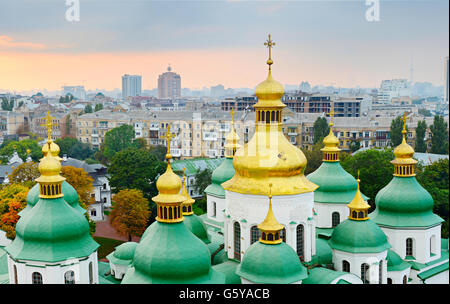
[[401, 111, 407, 133], [41, 111, 54, 141], [264, 34, 275, 68], [161, 124, 176, 158], [329, 107, 335, 126]]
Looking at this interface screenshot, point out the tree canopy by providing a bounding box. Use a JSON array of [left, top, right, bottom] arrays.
[[55, 137, 96, 160], [109, 189, 150, 241], [0, 139, 43, 164], [0, 183, 29, 239], [7, 162, 39, 188], [390, 116, 408, 147], [193, 168, 212, 198], [102, 124, 137, 161], [415, 120, 427, 153], [430, 115, 449, 155], [313, 117, 329, 144]]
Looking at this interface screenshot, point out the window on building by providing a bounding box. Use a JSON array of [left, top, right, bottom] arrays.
[[281, 228, 286, 243], [91, 209, 97, 217], [89, 262, 93, 284], [296, 224, 304, 261], [234, 222, 241, 261], [212, 202, 216, 217], [342, 260, 350, 272], [32, 272, 43, 284], [250, 226, 260, 245], [332, 212, 340, 228], [387, 278, 392, 284], [379, 260, 383, 284], [406, 238, 413, 257], [403, 275, 407, 284], [361, 263, 369, 284], [64, 271, 75, 284]]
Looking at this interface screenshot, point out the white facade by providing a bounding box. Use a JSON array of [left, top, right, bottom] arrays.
[[387, 266, 411, 284], [314, 202, 349, 228], [7, 252, 99, 284], [377, 79, 411, 104], [88, 203, 104, 221], [0, 230, 11, 247], [225, 190, 316, 263], [109, 262, 129, 280], [206, 194, 226, 224], [379, 225, 441, 264], [332, 249, 388, 284]]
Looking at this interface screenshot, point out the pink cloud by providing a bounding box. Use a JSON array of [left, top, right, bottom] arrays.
[[0, 35, 47, 51]]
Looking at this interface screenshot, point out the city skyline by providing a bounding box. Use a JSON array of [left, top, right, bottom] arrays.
[[0, 0, 448, 92]]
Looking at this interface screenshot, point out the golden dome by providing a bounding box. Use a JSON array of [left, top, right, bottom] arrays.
[[391, 113, 417, 167], [254, 70, 285, 106], [257, 184, 285, 244], [222, 34, 317, 196], [153, 162, 185, 204], [347, 177, 370, 211], [35, 153, 65, 184], [42, 140, 61, 159]]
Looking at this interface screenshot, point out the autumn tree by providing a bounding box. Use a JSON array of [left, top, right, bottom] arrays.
[[60, 166, 94, 208], [0, 184, 29, 239], [109, 189, 150, 241], [7, 161, 39, 188]]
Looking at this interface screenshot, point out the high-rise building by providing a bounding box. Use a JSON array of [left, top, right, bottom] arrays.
[[122, 74, 142, 99], [62, 86, 86, 100], [157, 66, 181, 99], [445, 56, 449, 102], [377, 79, 411, 104], [210, 84, 225, 97]]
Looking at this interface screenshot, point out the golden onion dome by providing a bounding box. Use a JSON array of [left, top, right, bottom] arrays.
[[347, 177, 370, 211], [41, 140, 61, 159], [222, 34, 317, 196], [391, 113, 417, 167], [254, 70, 285, 106], [35, 153, 65, 184], [153, 162, 186, 204]]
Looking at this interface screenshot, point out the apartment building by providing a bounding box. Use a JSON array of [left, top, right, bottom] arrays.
[[0, 111, 25, 138], [75, 109, 255, 159]]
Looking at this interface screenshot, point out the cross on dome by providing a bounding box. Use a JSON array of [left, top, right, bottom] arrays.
[[41, 111, 55, 141], [264, 34, 276, 69]]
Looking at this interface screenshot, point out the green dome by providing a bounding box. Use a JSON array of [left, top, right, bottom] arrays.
[[329, 219, 391, 253], [236, 242, 308, 284], [107, 242, 137, 266], [386, 249, 411, 272], [307, 162, 368, 204], [205, 158, 235, 198], [5, 197, 99, 262], [371, 177, 443, 228], [121, 221, 225, 284], [20, 181, 85, 217], [183, 214, 210, 244]]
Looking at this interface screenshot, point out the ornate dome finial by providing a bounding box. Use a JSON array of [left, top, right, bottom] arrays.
[[257, 184, 285, 245], [391, 112, 417, 177], [347, 170, 370, 220], [321, 106, 341, 161]]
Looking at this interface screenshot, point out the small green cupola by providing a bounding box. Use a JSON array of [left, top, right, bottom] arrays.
[[236, 184, 308, 284], [121, 126, 225, 284], [307, 109, 368, 204], [329, 177, 390, 254], [4, 137, 99, 263], [370, 113, 443, 228], [204, 109, 240, 198], [181, 168, 210, 244]]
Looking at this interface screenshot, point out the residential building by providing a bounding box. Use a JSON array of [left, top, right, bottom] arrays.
[[122, 74, 142, 99], [157, 66, 181, 99]]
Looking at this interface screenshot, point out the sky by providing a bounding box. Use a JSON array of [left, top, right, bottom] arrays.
[[0, 0, 448, 93]]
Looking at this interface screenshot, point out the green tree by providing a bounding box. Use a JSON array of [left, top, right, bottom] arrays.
[[84, 104, 93, 113], [7, 162, 39, 188], [390, 116, 408, 147], [341, 149, 395, 210], [415, 120, 427, 153], [418, 108, 432, 117], [109, 189, 150, 241], [416, 159, 449, 238], [108, 148, 166, 222], [302, 142, 324, 175], [430, 115, 449, 155], [94, 103, 104, 112], [313, 117, 329, 144], [149, 145, 168, 162], [102, 124, 136, 161], [1, 98, 14, 111], [0, 139, 43, 163], [349, 140, 361, 153], [193, 168, 212, 198]]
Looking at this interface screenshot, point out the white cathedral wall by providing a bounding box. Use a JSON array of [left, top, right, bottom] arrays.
[[109, 262, 129, 280], [0, 230, 12, 247], [7, 251, 99, 284], [332, 249, 388, 284], [224, 190, 315, 263], [206, 194, 226, 223], [314, 202, 349, 228], [386, 268, 411, 284], [379, 225, 441, 264]]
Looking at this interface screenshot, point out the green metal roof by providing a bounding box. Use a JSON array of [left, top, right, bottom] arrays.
[[5, 197, 99, 263], [407, 250, 449, 271], [417, 262, 449, 281], [171, 158, 223, 176], [121, 221, 225, 284], [205, 158, 235, 198], [20, 181, 85, 217], [371, 176, 444, 228], [311, 238, 333, 266], [302, 267, 353, 284], [386, 249, 411, 272], [236, 242, 308, 284], [183, 214, 211, 244], [98, 261, 121, 284], [106, 242, 138, 266], [212, 260, 241, 284], [307, 161, 368, 204], [328, 219, 391, 254]]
